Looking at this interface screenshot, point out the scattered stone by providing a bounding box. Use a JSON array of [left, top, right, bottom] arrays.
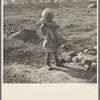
[[84, 55, 92, 60], [59, 58, 66, 63], [61, 47, 97, 72], [65, 56, 73, 62], [91, 55, 97, 62], [88, 4, 97, 8], [93, 46, 97, 50], [68, 51, 76, 57], [83, 49, 90, 54], [77, 52, 84, 59], [84, 64, 91, 70], [73, 57, 80, 63], [90, 62, 97, 72], [83, 49, 96, 55], [72, 52, 84, 63], [80, 55, 93, 66], [10, 30, 18, 33], [91, 49, 97, 55], [91, 62, 97, 67], [10, 73, 16, 77]]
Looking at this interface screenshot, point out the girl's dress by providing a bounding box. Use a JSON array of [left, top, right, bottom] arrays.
[[40, 18, 66, 52]]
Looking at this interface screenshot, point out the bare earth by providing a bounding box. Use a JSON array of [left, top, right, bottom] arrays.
[[3, 2, 97, 83]]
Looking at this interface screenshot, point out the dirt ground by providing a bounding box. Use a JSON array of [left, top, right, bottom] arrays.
[[3, 2, 97, 83]]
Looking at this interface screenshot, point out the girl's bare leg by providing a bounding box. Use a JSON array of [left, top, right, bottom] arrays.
[[45, 51, 52, 70], [53, 51, 61, 66]]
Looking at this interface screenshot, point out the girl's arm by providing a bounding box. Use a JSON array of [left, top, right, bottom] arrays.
[[36, 18, 47, 27], [40, 24, 46, 37], [46, 22, 60, 29]]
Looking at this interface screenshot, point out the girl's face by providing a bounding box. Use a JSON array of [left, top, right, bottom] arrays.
[[47, 17, 52, 22], [46, 13, 53, 22]]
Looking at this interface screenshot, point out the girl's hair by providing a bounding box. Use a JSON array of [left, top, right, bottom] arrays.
[[41, 8, 54, 19]]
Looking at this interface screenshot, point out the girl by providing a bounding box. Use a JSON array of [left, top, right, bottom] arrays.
[[39, 8, 65, 70]]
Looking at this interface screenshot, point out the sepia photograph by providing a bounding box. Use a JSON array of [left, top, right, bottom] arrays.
[[3, 0, 97, 83]]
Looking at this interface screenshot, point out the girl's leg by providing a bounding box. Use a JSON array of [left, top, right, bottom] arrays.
[[45, 51, 52, 70], [53, 51, 62, 66]]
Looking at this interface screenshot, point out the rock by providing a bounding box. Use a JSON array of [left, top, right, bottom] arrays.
[[90, 62, 97, 72], [74, 57, 80, 63], [84, 55, 94, 61], [88, 4, 97, 8], [83, 49, 96, 55], [72, 52, 84, 63], [91, 62, 97, 67], [10, 73, 16, 77], [93, 46, 97, 50], [91, 55, 97, 62], [80, 55, 93, 66], [77, 52, 84, 59], [91, 67, 97, 72], [65, 56, 73, 62], [83, 49, 90, 54], [91, 49, 97, 55], [68, 51, 76, 57], [84, 64, 91, 70], [59, 58, 66, 63]]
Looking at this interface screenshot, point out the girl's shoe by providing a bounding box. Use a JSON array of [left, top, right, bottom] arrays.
[[47, 65, 52, 70]]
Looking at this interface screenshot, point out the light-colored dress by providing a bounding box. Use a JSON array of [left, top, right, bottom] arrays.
[[40, 18, 66, 52]]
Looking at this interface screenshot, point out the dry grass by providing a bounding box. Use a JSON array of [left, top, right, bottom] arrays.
[[3, 2, 97, 83]]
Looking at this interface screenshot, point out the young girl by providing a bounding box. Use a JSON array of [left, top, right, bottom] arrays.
[[39, 8, 65, 70]]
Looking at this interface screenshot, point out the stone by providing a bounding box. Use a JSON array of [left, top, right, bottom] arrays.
[[10, 73, 16, 77], [83, 49, 90, 54], [91, 55, 97, 62], [59, 58, 66, 63], [83, 49, 96, 55], [77, 52, 84, 59], [68, 51, 76, 57], [84, 64, 91, 70], [80, 55, 93, 66], [91, 62, 97, 67], [93, 46, 97, 50], [74, 57, 80, 63], [65, 56, 73, 62], [84, 55, 94, 61], [82, 55, 97, 63], [91, 49, 97, 55], [72, 52, 84, 63], [91, 66, 97, 72], [88, 4, 97, 8], [90, 62, 97, 72]]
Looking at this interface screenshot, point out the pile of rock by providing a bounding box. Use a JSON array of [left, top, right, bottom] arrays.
[[65, 46, 97, 72]]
